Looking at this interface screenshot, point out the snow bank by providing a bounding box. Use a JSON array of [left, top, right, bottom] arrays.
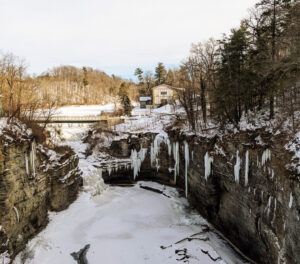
[[285, 132, 300, 174]]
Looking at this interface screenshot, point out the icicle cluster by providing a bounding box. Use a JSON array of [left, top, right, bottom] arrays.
[[173, 142, 180, 184], [244, 150, 249, 186], [204, 152, 213, 180], [131, 148, 147, 180], [234, 150, 241, 183], [184, 141, 189, 197], [261, 149, 271, 166]]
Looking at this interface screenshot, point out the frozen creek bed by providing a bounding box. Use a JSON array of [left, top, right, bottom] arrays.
[[14, 182, 247, 264]]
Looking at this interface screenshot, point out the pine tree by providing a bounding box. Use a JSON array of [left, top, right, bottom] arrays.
[[215, 27, 252, 124], [134, 68, 144, 84], [154, 62, 167, 85]]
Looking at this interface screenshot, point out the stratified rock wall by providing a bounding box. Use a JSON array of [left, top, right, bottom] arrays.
[[0, 121, 82, 262], [167, 129, 300, 264]]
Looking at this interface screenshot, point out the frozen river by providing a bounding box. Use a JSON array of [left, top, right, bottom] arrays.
[[14, 182, 247, 264], [14, 105, 248, 264]]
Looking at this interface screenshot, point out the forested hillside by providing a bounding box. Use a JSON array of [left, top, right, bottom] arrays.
[[36, 66, 138, 105], [0, 59, 138, 120]]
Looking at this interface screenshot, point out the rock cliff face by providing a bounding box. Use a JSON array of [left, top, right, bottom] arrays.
[[167, 129, 300, 264], [0, 121, 82, 262], [99, 128, 299, 264]]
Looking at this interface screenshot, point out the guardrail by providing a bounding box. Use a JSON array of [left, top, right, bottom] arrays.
[[35, 115, 124, 123]]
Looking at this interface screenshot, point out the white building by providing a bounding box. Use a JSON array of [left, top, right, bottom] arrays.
[[152, 84, 178, 107]]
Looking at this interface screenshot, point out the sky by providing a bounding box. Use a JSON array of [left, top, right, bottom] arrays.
[[0, 0, 258, 79]]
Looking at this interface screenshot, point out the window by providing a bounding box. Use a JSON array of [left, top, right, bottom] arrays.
[[161, 91, 167, 96]]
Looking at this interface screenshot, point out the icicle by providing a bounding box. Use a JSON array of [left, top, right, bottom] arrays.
[[234, 150, 241, 184], [191, 151, 194, 162], [108, 163, 112, 176], [30, 140, 36, 178], [257, 155, 261, 168], [150, 134, 163, 167], [266, 196, 272, 218], [271, 198, 277, 226], [13, 206, 20, 222], [289, 193, 293, 208], [204, 152, 213, 180], [244, 150, 249, 186], [25, 153, 29, 176], [131, 148, 147, 180], [184, 141, 189, 198], [271, 169, 275, 180], [173, 142, 180, 184], [261, 149, 271, 166], [166, 138, 172, 156]]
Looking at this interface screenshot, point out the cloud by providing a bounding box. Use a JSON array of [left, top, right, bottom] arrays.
[[0, 0, 258, 78]]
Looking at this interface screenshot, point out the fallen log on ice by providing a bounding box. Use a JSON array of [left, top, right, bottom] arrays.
[[71, 244, 90, 264], [201, 249, 221, 261], [160, 227, 211, 249], [139, 184, 171, 198]]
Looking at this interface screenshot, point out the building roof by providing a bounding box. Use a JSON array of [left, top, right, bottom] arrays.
[[139, 96, 152, 102]]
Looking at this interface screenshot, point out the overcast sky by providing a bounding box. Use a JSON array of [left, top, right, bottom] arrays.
[[0, 0, 258, 79]]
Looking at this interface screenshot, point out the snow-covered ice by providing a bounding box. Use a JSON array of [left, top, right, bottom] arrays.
[[14, 182, 246, 264], [13, 105, 248, 264]]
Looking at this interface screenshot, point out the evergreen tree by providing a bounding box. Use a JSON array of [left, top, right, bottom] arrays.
[[154, 62, 167, 85], [165, 69, 175, 85], [134, 68, 144, 84], [215, 27, 253, 124], [255, 0, 292, 118]]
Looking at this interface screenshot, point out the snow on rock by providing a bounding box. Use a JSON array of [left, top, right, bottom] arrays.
[[285, 132, 300, 174], [204, 152, 213, 181], [115, 105, 176, 135], [83, 168, 107, 196], [234, 151, 241, 184], [0, 118, 33, 143], [0, 251, 10, 264]]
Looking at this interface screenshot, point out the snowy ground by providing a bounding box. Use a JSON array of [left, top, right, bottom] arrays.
[[53, 103, 115, 116], [13, 104, 248, 264]]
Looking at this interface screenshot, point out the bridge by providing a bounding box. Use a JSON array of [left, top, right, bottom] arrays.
[[35, 115, 124, 125]]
